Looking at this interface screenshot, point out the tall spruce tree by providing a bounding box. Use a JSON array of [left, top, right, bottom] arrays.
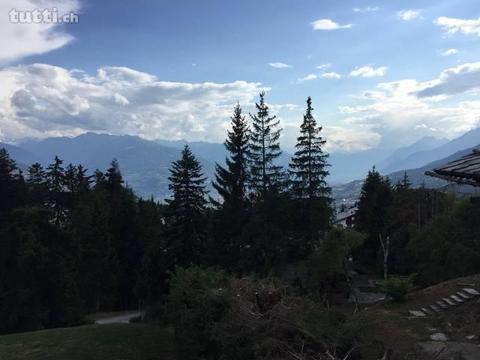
[[289, 97, 330, 199], [213, 104, 249, 209], [0, 149, 23, 222], [27, 163, 48, 207], [210, 105, 250, 270], [248, 92, 283, 198], [45, 156, 66, 226], [355, 167, 392, 269], [166, 145, 207, 266]]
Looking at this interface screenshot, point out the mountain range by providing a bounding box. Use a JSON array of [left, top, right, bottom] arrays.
[[333, 143, 480, 205], [4, 134, 214, 199], [1, 127, 480, 201]]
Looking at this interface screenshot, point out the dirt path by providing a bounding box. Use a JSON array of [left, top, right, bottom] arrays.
[[94, 311, 144, 325]]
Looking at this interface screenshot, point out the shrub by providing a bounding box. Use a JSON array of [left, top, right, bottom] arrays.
[[378, 275, 415, 302], [167, 266, 231, 360]]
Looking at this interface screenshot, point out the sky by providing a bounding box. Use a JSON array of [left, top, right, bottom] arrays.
[[1, 0, 480, 153]]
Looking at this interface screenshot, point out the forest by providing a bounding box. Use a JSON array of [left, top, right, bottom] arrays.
[[1, 93, 480, 359]]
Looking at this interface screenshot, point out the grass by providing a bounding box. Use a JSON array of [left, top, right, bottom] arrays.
[[0, 324, 176, 360], [349, 274, 480, 358]]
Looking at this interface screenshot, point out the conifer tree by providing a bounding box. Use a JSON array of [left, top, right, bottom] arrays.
[[46, 156, 66, 225], [211, 105, 250, 270], [166, 145, 207, 266], [248, 92, 283, 198], [395, 171, 411, 190], [0, 149, 23, 222], [212, 104, 249, 209], [105, 159, 124, 194], [288, 97, 332, 243], [289, 97, 330, 199], [355, 167, 392, 268], [27, 163, 47, 206], [27, 163, 46, 185]]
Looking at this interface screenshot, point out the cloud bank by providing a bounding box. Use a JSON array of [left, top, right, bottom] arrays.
[[0, 64, 267, 143], [435, 17, 480, 36], [0, 0, 80, 64]]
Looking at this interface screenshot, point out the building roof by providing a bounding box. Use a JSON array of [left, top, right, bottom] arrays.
[[335, 206, 357, 223], [425, 149, 480, 187]]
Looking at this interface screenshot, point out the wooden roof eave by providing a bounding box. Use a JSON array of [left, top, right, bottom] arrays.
[[425, 170, 480, 187]]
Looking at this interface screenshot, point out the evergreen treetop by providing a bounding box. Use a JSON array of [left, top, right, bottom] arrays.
[[289, 96, 330, 199], [248, 92, 283, 198], [212, 104, 250, 208]]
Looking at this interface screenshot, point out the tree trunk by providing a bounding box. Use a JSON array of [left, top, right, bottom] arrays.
[[379, 234, 390, 280]]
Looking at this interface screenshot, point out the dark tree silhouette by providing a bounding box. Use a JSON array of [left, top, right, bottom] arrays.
[[248, 92, 283, 199]]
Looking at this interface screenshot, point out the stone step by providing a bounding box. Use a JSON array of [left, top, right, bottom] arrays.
[[436, 300, 449, 309], [421, 307, 434, 315], [457, 291, 471, 299], [442, 297, 458, 306], [451, 294, 464, 303], [409, 310, 426, 317], [429, 304, 441, 313], [463, 288, 480, 296]]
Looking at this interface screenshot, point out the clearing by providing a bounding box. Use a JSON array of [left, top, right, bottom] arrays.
[[0, 323, 176, 360]]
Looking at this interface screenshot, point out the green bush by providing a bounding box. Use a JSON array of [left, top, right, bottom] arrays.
[[144, 302, 169, 324], [167, 266, 231, 360], [378, 275, 415, 302]]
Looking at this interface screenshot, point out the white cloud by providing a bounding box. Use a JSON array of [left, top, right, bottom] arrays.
[[311, 19, 352, 31], [352, 6, 380, 13], [338, 72, 480, 147], [441, 48, 459, 56], [0, 63, 268, 143], [417, 62, 480, 98], [269, 62, 292, 69], [435, 16, 480, 36], [324, 126, 381, 152], [397, 9, 423, 21], [316, 63, 331, 70], [321, 72, 342, 79], [0, 0, 80, 64], [349, 66, 388, 78], [298, 73, 317, 82]]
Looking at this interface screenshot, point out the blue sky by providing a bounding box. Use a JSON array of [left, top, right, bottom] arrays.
[[1, 0, 480, 152]]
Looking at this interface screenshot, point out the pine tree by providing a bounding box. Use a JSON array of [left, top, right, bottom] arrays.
[[27, 163, 46, 185], [289, 97, 330, 199], [248, 92, 283, 199], [288, 97, 332, 244], [210, 105, 250, 270], [356, 167, 392, 236], [166, 145, 207, 266], [355, 167, 392, 269], [46, 156, 66, 225], [212, 104, 249, 209], [27, 163, 47, 206], [0, 148, 23, 222], [395, 171, 411, 190], [105, 159, 124, 194]]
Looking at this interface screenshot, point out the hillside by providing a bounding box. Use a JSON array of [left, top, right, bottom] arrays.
[[4, 133, 292, 200], [0, 324, 176, 360], [3, 128, 480, 201], [382, 127, 480, 174], [332, 145, 480, 204], [378, 136, 449, 173], [354, 274, 480, 359], [16, 133, 217, 199]]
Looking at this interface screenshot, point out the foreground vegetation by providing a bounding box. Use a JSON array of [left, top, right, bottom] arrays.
[[0, 324, 175, 360]]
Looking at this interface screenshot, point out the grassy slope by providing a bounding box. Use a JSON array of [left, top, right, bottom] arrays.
[[352, 274, 480, 358], [0, 324, 176, 360]]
